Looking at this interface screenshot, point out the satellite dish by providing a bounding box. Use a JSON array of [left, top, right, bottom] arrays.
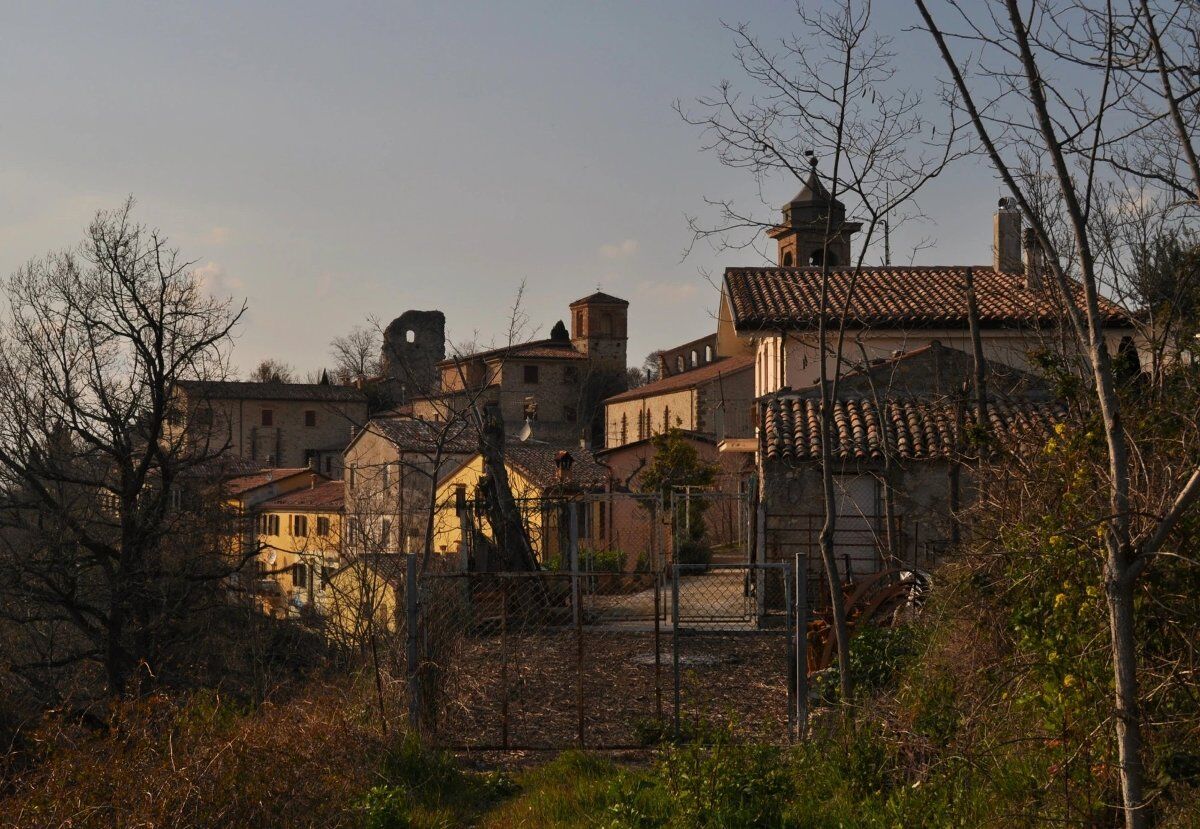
[[517, 419, 533, 442]]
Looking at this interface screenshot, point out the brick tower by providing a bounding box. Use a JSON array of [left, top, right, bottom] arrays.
[[569, 291, 628, 375], [767, 158, 861, 267]]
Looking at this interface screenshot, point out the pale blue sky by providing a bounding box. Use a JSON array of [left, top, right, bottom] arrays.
[[0, 1, 1000, 376]]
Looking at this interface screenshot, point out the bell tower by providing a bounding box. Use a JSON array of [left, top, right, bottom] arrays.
[[569, 291, 628, 375], [767, 158, 861, 267]]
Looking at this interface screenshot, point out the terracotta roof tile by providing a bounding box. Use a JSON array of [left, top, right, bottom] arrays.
[[224, 468, 313, 496], [504, 442, 612, 490], [178, 379, 367, 403], [368, 417, 477, 454], [570, 291, 629, 307], [763, 396, 1067, 462], [606, 355, 754, 404], [437, 338, 587, 366], [260, 480, 344, 511], [724, 266, 1131, 330]]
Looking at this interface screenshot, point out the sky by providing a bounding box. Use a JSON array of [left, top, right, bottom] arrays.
[[0, 1, 1003, 377]]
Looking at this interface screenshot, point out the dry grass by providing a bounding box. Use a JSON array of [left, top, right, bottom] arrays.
[[0, 678, 401, 829]]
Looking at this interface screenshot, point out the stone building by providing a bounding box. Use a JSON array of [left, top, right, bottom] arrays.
[[725, 166, 1137, 598], [603, 353, 754, 449], [173, 380, 368, 477], [409, 291, 629, 445], [342, 416, 476, 557], [720, 191, 1138, 402]]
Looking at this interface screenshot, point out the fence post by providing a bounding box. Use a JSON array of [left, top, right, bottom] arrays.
[[795, 551, 809, 740], [568, 501, 584, 747], [672, 562, 681, 740], [755, 499, 767, 624], [783, 563, 795, 742], [405, 552, 419, 734]]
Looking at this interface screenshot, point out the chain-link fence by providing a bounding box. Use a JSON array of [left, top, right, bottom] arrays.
[[400, 486, 800, 749]]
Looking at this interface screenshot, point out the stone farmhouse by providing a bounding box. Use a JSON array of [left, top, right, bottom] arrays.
[[172, 380, 368, 477]]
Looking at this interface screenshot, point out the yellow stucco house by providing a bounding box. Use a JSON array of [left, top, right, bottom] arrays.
[[432, 441, 624, 568]]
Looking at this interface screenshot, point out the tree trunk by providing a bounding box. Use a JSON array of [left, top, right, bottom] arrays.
[[1107, 549, 1145, 829]]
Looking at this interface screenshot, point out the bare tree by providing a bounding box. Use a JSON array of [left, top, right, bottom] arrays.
[[912, 2, 1200, 824], [682, 0, 962, 705], [329, 324, 382, 384], [248, 358, 294, 384], [0, 199, 245, 699]]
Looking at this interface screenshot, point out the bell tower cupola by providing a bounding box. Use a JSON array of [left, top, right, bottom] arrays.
[[767, 158, 861, 267]]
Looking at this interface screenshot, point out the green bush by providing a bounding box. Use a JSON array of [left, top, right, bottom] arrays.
[[676, 539, 712, 568], [584, 548, 626, 573]]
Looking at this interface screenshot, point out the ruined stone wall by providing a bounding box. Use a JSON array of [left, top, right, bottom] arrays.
[[381, 310, 446, 401]]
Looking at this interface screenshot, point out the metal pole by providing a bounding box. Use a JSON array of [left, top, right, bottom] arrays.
[[783, 563, 795, 742], [672, 562, 681, 740], [405, 552, 419, 734], [500, 576, 509, 749], [654, 539, 663, 726]]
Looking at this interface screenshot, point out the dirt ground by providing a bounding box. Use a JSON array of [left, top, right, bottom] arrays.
[[423, 627, 794, 750]]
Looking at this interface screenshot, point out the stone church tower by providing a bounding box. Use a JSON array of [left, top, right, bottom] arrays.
[[767, 159, 861, 267], [569, 291, 628, 375]]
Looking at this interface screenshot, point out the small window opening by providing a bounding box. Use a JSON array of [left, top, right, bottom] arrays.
[[405, 329, 415, 343]]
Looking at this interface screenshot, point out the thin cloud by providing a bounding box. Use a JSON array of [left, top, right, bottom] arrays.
[[194, 260, 243, 297], [599, 238, 639, 259]]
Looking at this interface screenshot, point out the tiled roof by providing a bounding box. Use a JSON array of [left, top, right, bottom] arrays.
[[762, 396, 1068, 462], [437, 338, 587, 366], [504, 442, 612, 490], [260, 480, 344, 511], [570, 291, 629, 307], [724, 266, 1132, 331], [224, 468, 313, 496], [369, 416, 477, 454], [606, 355, 755, 404], [178, 379, 367, 403]]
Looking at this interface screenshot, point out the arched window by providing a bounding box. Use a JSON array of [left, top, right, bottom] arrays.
[[809, 249, 824, 266], [690, 350, 698, 367], [782, 251, 794, 266], [676, 356, 684, 373], [704, 345, 713, 362]]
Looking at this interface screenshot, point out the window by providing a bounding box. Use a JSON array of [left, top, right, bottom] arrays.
[[382, 463, 391, 489], [381, 519, 392, 547], [349, 466, 357, 490], [261, 409, 274, 427], [316, 516, 330, 536], [663, 406, 671, 431], [523, 364, 540, 384], [305, 410, 316, 427], [676, 356, 684, 373], [292, 515, 308, 537], [690, 350, 698, 367], [563, 366, 578, 384], [405, 329, 415, 343], [705, 345, 713, 363], [575, 311, 583, 333], [258, 513, 280, 536], [620, 413, 628, 443], [638, 410, 648, 440], [324, 457, 332, 476], [782, 251, 794, 266], [563, 405, 577, 423], [291, 562, 308, 589]]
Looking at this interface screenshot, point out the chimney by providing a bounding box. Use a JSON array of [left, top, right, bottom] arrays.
[[993, 198, 1022, 273], [1022, 227, 1044, 290]]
